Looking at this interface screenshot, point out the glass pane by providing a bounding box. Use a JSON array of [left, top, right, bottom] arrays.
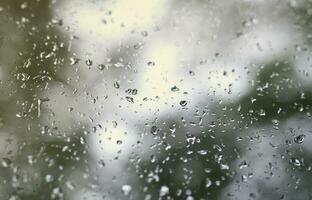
[[0, 0, 311, 199]]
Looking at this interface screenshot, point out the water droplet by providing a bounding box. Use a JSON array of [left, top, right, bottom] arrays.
[[66, 181, 75, 190], [160, 185, 169, 197], [114, 82, 120, 89], [98, 160, 105, 168], [51, 187, 63, 199], [69, 57, 79, 65], [112, 121, 118, 128], [131, 89, 138, 95], [294, 134, 305, 144], [205, 178, 212, 188], [180, 100, 187, 107], [204, 168, 212, 173], [220, 163, 230, 170], [126, 96, 134, 103], [51, 18, 63, 26], [197, 150, 208, 155], [85, 59, 93, 66], [209, 122, 216, 127], [147, 61, 155, 66], [272, 119, 279, 126], [1, 158, 12, 168], [239, 160, 248, 169], [122, 185, 132, 196], [98, 64, 106, 70], [141, 31, 148, 37], [171, 86, 179, 92], [45, 174, 54, 183], [151, 126, 160, 135], [290, 158, 301, 167]]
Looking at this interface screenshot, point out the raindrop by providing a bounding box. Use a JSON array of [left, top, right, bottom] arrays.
[[171, 86, 179, 92], [45, 174, 54, 183], [205, 178, 212, 188], [122, 185, 132, 196], [98, 64, 106, 70], [69, 57, 79, 65], [220, 164, 230, 170], [1, 158, 12, 168], [66, 181, 75, 190], [114, 82, 120, 89], [51, 18, 63, 26], [141, 31, 148, 37], [112, 121, 118, 128], [131, 89, 138, 95], [290, 158, 301, 167], [51, 187, 63, 199], [294, 134, 305, 144], [151, 126, 160, 135], [85, 59, 93, 66], [209, 122, 216, 128], [98, 160, 105, 168], [160, 185, 169, 197], [126, 96, 134, 103], [147, 61, 155, 66], [204, 168, 212, 173], [180, 100, 187, 107], [239, 160, 248, 169], [197, 150, 208, 155], [272, 119, 279, 126]]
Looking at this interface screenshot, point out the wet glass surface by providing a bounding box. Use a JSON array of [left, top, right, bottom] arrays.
[[1, 0, 312, 199]]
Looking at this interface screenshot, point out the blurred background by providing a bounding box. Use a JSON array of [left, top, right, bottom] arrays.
[[1, 0, 312, 199]]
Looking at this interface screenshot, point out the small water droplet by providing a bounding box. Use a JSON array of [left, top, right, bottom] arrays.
[[180, 100, 187, 107], [209, 121, 216, 127], [112, 121, 118, 128], [147, 61, 155, 66], [220, 163, 229, 170], [69, 57, 79, 65], [141, 31, 148, 37], [66, 181, 75, 190], [205, 178, 212, 188], [85, 59, 93, 66], [45, 174, 54, 183], [171, 86, 179, 92], [98, 160, 105, 168], [294, 134, 305, 144], [51, 187, 63, 199], [272, 119, 279, 126], [160, 186, 169, 197], [126, 96, 134, 103], [1, 158, 12, 168], [98, 64, 106, 70], [151, 126, 160, 135], [114, 82, 120, 89], [290, 158, 301, 167], [239, 160, 248, 169], [122, 185, 132, 196], [197, 150, 208, 155]]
